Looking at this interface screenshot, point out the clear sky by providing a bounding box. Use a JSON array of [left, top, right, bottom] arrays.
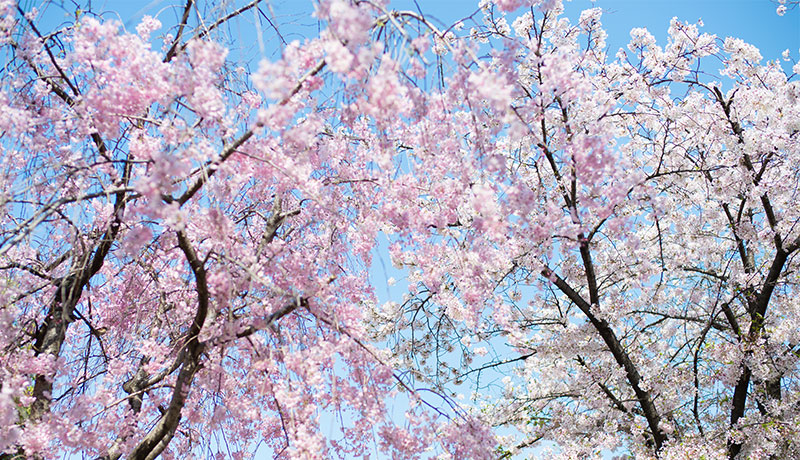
[[392, 0, 799, 61], [102, 0, 799, 64], [568, 0, 799, 61]]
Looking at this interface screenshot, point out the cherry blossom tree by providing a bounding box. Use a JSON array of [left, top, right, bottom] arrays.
[[361, 2, 800, 459], [0, 0, 496, 458], [0, 0, 798, 459]]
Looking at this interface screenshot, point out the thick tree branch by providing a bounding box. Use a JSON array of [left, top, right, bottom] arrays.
[[117, 230, 210, 460], [542, 266, 667, 452]]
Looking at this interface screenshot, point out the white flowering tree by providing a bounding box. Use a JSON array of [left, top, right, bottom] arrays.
[[366, 1, 800, 459]]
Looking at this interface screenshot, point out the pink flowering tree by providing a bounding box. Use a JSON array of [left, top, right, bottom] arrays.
[[0, 0, 496, 458], [1, 0, 798, 459]]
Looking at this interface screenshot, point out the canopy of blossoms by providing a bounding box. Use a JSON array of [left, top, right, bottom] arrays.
[[0, 0, 798, 459]]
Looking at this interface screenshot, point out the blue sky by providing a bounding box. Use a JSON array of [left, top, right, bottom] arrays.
[[403, 0, 799, 61], [567, 0, 799, 60], [101, 0, 798, 64]]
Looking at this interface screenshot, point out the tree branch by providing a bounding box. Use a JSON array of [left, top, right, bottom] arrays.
[[542, 266, 667, 452]]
